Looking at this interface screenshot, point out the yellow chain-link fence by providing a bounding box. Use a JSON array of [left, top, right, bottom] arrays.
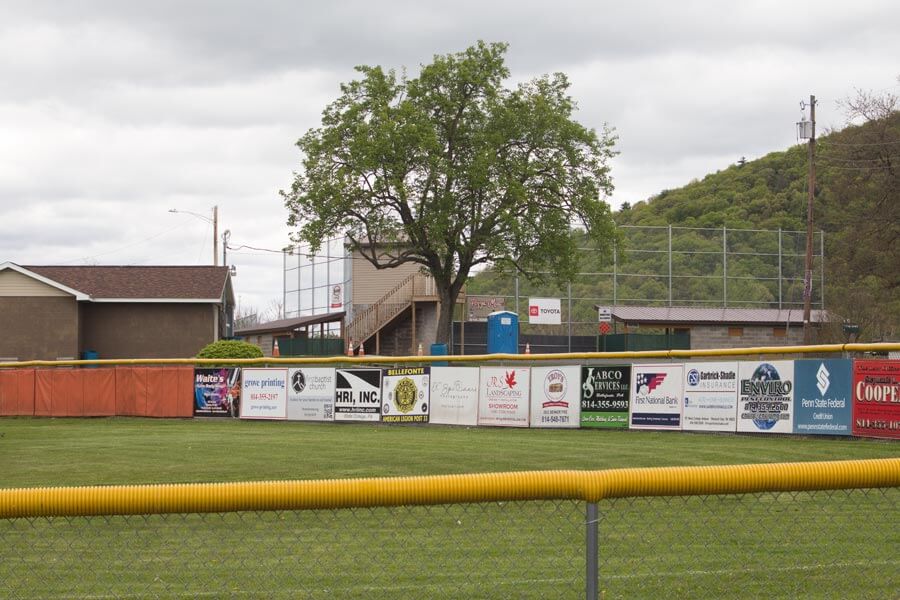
[[1, 459, 897, 599]]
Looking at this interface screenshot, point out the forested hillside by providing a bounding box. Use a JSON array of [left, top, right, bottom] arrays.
[[468, 102, 899, 342]]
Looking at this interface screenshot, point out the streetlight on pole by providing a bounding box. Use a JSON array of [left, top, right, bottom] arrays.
[[168, 206, 218, 266], [797, 96, 816, 343]]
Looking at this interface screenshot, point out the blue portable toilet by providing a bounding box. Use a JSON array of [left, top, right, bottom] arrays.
[[486, 311, 519, 354]]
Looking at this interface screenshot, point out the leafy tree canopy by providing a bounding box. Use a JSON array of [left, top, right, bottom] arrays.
[[282, 41, 617, 343]]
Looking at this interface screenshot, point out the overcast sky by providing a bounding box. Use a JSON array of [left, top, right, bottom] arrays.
[[1, 1, 898, 316]]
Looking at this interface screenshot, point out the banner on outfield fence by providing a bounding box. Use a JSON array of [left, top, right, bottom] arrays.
[[793, 359, 852, 435], [287, 368, 335, 421], [630, 364, 683, 430], [580, 365, 630, 429], [737, 361, 794, 433], [478, 367, 530, 427], [334, 368, 382, 422], [528, 297, 561, 325], [530, 366, 580, 428], [429, 367, 479, 425], [852, 360, 900, 439], [193, 368, 241, 417], [240, 368, 288, 420], [682, 362, 738, 432], [382, 367, 430, 423]]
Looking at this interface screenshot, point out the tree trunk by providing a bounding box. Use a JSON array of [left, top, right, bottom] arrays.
[[434, 286, 458, 347]]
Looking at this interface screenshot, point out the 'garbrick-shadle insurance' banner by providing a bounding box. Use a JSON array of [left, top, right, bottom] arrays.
[[530, 366, 580, 428], [630, 364, 684, 430], [287, 367, 335, 421], [737, 361, 794, 433], [334, 368, 382, 422], [382, 366, 430, 423], [793, 359, 852, 435], [852, 360, 900, 439], [682, 362, 738, 432], [580, 365, 630, 429]]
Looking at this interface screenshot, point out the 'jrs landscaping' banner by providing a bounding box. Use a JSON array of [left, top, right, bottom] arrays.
[[852, 360, 900, 439], [580, 365, 630, 429], [382, 366, 430, 423], [334, 368, 382, 422], [287, 367, 335, 422], [737, 361, 794, 434], [793, 359, 852, 435], [240, 368, 288, 420], [682, 362, 738, 432], [193, 368, 240, 417], [630, 364, 683, 430], [530, 366, 580, 428], [478, 367, 530, 427]]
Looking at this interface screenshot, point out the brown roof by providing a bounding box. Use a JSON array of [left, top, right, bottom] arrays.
[[601, 305, 827, 325], [236, 312, 346, 335], [24, 265, 229, 300]]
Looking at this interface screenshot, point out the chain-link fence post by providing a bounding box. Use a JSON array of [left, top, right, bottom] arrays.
[[586, 502, 599, 600]]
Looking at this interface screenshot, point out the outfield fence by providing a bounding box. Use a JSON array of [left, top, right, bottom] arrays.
[[1, 459, 897, 599]]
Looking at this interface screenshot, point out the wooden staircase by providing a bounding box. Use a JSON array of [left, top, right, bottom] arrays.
[[346, 272, 437, 352]]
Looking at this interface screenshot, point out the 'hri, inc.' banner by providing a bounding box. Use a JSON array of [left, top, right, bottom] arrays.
[[429, 367, 479, 425], [194, 368, 241, 417], [334, 368, 382, 422], [478, 367, 530, 427], [287, 367, 335, 422], [382, 367, 430, 423], [737, 361, 794, 433], [793, 359, 852, 435], [530, 366, 580, 428], [240, 368, 288, 420], [852, 360, 900, 439], [630, 364, 684, 430], [580, 365, 630, 429], [682, 362, 738, 432]]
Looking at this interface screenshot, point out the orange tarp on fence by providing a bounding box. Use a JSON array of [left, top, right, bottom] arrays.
[[82, 369, 116, 416], [0, 369, 35, 416]]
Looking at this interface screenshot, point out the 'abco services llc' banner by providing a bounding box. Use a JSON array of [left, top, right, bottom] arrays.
[[737, 361, 794, 433], [241, 368, 288, 420], [334, 368, 382, 422], [853, 360, 900, 439], [478, 367, 530, 427], [194, 368, 240, 417], [682, 362, 738, 432], [794, 359, 851, 435], [429, 367, 479, 425], [287, 367, 335, 422], [382, 367, 430, 423], [630, 364, 683, 430], [580, 365, 630, 429], [530, 365, 580, 428]]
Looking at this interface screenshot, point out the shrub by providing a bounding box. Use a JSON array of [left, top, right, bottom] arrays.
[[196, 340, 263, 360]]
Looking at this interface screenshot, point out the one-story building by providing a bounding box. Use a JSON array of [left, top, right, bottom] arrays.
[[0, 263, 234, 361]]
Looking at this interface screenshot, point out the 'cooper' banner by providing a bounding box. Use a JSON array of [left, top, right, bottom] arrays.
[[737, 361, 794, 433], [334, 368, 382, 422], [682, 362, 738, 432], [240, 368, 288, 420], [382, 367, 430, 423], [793, 359, 852, 435], [194, 368, 240, 417], [852, 360, 900, 439], [580, 365, 630, 429], [530, 366, 580, 428], [630, 364, 683, 430], [429, 367, 479, 425], [287, 367, 335, 421], [478, 367, 530, 427]]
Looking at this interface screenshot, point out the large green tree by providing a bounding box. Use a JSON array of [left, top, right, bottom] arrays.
[[282, 41, 617, 345]]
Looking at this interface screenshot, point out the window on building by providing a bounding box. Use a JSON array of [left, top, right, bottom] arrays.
[[728, 327, 744, 337]]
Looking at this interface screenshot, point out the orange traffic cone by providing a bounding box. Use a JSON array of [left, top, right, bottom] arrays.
[[524, 343, 531, 354], [347, 341, 355, 357], [359, 343, 365, 357], [417, 343, 423, 356], [273, 339, 281, 358]]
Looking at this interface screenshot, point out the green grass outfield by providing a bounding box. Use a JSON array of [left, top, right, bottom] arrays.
[[1, 418, 898, 599]]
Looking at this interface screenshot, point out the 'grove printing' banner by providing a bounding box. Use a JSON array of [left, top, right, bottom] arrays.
[[737, 361, 794, 433], [793, 359, 852, 435], [194, 368, 240, 417], [478, 367, 530, 427], [852, 360, 900, 439], [429, 367, 479, 425], [382, 367, 430, 423], [682, 362, 738, 432], [530, 365, 580, 428], [580, 365, 630, 429], [287, 367, 335, 421], [334, 368, 382, 422], [630, 364, 684, 430], [240, 368, 288, 420]]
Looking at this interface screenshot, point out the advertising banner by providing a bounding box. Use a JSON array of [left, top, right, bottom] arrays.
[[682, 362, 738, 432], [580, 365, 630, 429], [287, 367, 336, 422], [528, 297, 562, 325], [852, 360, 900, 439], [794, 359, 852, 435], [630, 364, 684, 430], [478, 367, 530, 427], [193, 368, 241, 417], [334, 368, 382, 422], [382, 367, 430, 423], [467, 296, 506, 321], [530, 366, 580, 428], [737, 361, 794, 433], [240, 368, 288, 420], [429, 367, 479, 425]]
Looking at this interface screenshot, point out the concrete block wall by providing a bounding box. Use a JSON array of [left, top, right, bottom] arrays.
[[690, 325, 806, 350]]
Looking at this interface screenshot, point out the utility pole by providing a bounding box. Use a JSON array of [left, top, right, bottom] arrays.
[[222, 229, 231, 266], [802, 96, 816, 343], [213, 205, 219, 267]]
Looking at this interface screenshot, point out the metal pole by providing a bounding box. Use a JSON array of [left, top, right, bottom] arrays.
[[515, 275, 520, 317], [568, 282, 572, 353], [668, 224, 672, 307], [326, 237, 332, 315], [803, 94, 816, 343], [282, 250, 287, 317], [778, 228, 782, 310], [612, 242, 617, 306], [722, 226, 727, 307], [819, 231, 825, 310], [586, 502, 599, 600], [212, 205, 218, 267]]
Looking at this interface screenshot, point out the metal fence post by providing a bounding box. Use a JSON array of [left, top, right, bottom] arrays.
[[586, 502, 599, 600]]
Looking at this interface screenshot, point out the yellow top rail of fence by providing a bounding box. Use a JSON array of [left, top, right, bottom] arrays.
[[1, 342, 898, 369], [1, 458, 897, 519]]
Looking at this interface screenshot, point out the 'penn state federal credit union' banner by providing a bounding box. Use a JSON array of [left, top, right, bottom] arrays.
[[793, 359, 851, 435]]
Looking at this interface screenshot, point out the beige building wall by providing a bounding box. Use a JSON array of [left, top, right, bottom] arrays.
[[350, 249, 423, 307], [0, 270, 70, 296]]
